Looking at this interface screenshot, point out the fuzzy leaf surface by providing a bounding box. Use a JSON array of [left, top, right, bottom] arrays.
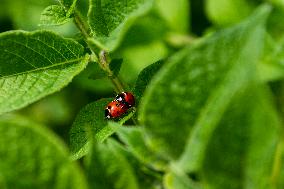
[[88, 0, 154, 51], [0, 115, 88, 189], [40, 5, 71, 26], [0, 31, 88, 114], [139, 6, 270, 164]]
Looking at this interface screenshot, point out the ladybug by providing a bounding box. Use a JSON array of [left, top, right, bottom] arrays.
[[105, 100, 128, 119], [114, 92, 135, 108], [105, 92, 135, 119]]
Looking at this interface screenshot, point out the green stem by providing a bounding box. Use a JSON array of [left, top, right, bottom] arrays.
[[73, 10, 125, 93], [73, 10, 138, 125]]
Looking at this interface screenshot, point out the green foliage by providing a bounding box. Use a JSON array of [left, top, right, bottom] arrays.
[[2, 0, 284, 188], [206, 0, 256, 26], [156, 0, 190, 33], [85, 138, 139, 189], [0, 115, 87, 189], [201, 86, 280, 189], [116, 126, 167, 170], [58, 0, 78, 17], [69, 98, 112, 159], [40, 5, 71, 26], [88, 0, 154, 51], [70, 98, 134, 159], [163, 170, 201, 189], [133, 60, 164, 104], [0, 30, 88, 115], [139, 6, 270, 161]]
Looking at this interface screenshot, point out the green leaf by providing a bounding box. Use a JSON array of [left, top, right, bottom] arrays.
[[88, 0, 154, 51], [85, 138, 139, 189], [58, 0, 78, 17], [40, 5, 71, 26], [0, 30, 88, 114], [0, 115, 88, 189], [139, 5, 270, 162], [133, 60, 164, 104], [206, 0, 255, 26], [110, 58, 123, 77], [200, 86, 280, 189], [177, 6, 271, 172], [70, 98, 135, 160], [87, 62, 108, 80], [116, 126, 168, 170], [156, 0, 190, 33], [257, 34, 284, 82]]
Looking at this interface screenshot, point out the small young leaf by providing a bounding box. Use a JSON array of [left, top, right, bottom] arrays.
[[133, 60, 164, 104], [70, 98, 111, 159], [110, 58, 123, 77], [40, 5, 71, 26], [85, 138, 139, 189], [0, 115, 88, 189], [58, 0, 78, 17], [88, 0, 154, 51], [0, 30, 88, 115], [139, 5, 270, 162], [70, 98, 134, 160]]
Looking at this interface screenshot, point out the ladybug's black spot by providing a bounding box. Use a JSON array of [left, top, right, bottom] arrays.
[[105, 109, 110, 118], [107, 106, 111, 109]]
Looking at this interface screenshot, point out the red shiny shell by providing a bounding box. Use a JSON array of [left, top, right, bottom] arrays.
[[105, 101, 128, 119], [115, 92, 135, 108]]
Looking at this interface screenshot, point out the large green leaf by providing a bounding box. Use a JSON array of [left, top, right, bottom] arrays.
[[88, 0, 154, 51], [200, 86, 280, 189], [0, 30, 88, 114], [70, 98, 135, 159], [139, 5, 270, 162], [85, 138, 139, 189], [0, 115, 88, 189]]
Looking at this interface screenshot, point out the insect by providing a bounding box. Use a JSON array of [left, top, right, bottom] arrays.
[[114, 92, 135, 108], [105, 92, 135, 119]]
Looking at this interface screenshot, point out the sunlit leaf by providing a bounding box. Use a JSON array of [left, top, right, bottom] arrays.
[[0, 30, 88, 114]]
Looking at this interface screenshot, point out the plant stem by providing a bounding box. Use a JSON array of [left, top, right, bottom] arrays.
[[73, 10, 89, 40], [73, 10, 125, 93], [73, 10, 139, 125]]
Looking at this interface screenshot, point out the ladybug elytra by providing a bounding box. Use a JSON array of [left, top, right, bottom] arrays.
[[105, 92, 135, 119], [114, 92, 135, 108]]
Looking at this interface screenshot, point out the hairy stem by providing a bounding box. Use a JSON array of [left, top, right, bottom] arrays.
[[73, 10, 125, 93]]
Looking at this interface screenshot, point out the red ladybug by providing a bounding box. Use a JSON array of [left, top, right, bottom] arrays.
[[114, 92, 135, 108], [105, 100, 128, 119]]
